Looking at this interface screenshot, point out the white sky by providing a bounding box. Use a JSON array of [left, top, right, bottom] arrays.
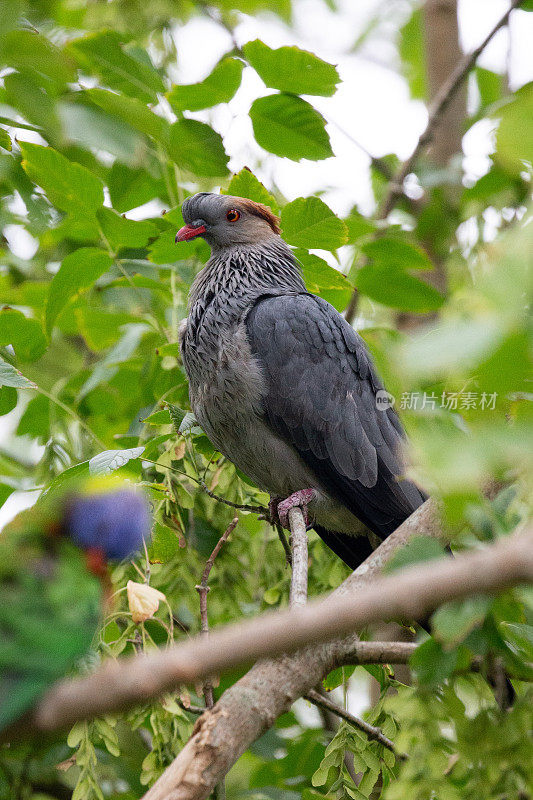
[[1, 0, 532, 530]]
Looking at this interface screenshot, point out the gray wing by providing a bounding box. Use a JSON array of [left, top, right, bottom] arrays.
[[245, 293, 425, 538]]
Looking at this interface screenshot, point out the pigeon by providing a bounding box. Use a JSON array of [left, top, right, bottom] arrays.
[[0, 478, 150, 733], [176, 193, 426, 570]]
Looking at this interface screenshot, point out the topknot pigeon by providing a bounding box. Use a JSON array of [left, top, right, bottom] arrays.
[[176, 193, 426, 569]]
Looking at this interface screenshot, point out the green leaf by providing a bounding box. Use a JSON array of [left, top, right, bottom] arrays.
[[356, 265, 444, 312], [386, 536, 447, 573], [168, 57, 244, 111], [243, 39, 339, 96], [362, 238, 432, 271], [96, 208, 158, 250], [108, 162, 164, 213], [296, 251, 353, 311], [17, 394, 49, 441], [432, 596, 491, 647], [0, 308, 46, 361], [88, 446, 145, 475], [75, 308, 138, 351], [249, 94, 333, 161], [344, 210, 375, 243], [0, 128, 11, 151], [0, 386, 17, 416], [0, 29, 75, 87], [410, 638, 458, 687], [168, 119, 229, 177], [476, 67, 504, 110], [67, 31, 164, 102], [20, 142, 104, 214], [58, 102, 145, 166], [87, 88, 168, 140], [224, 168, 278, 212], [399, 8, 426, 99], [0, 483, 14, 508], [281, 197, 347, 250], [495, 82, 533, 174], [45, 248, 113, 336], [0, 358, 37, 389]]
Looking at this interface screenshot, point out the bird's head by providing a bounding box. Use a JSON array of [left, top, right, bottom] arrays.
[[175, 192, 280, 250], [60, 477, 151, 575]]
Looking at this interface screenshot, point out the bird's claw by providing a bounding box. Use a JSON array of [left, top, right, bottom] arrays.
[[276, 489, 316, 530]]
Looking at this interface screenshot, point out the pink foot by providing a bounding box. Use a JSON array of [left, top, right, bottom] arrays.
[[277, 489, 317, 530]]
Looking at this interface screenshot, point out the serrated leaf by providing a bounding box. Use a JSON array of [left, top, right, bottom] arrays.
[[296, 251, 352, 311], [167, 403, 187, 435], [89, 446, 145, 475], [68, 31, 164, 102], [281, 197, 347, 250], [0, 308, 46, 362], [250, 94, 333, 161], [179, 412, 197, 434], [244, 40, 339, 96], [20, 142, 104, 214], [225, 168, 278, 212], [142, 409, 171, 426], [168, 57, 244, 111], [168, 119, 229, 177], [45, 248, 113, 336], [356, 264, 444, 312], [0, 357, 37, 389]]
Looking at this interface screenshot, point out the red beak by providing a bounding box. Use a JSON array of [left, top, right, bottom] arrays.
[[175, 223, 207, 242]]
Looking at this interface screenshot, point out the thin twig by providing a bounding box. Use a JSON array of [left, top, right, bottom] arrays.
[[288, 507, 308, 608], [275, 522, 292, 566], [378, 0, 525, 220], [196, 516, 239, 709], [199, 479, 266, 515], [305, 689, 406, 760]]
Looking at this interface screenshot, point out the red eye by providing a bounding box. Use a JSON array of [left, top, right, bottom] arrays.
[[226, 209, 240, 222]]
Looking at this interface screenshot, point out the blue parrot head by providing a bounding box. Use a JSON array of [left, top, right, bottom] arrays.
[[63, 479, 151, 566]]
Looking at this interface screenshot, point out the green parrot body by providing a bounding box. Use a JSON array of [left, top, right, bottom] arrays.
[[0, 480, 150, 734], [0, 509, 102, 731]]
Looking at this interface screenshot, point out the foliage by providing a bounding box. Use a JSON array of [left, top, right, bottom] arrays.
[[0, 0, 532, 798]]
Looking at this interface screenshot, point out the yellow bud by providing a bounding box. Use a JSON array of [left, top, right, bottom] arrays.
[[127, 580, 166, 624]]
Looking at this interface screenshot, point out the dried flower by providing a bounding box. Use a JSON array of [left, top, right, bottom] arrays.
[[127, 580, 166, 624]]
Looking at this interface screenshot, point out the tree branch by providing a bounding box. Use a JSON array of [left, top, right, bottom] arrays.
[[288, 507, 308, 608], [304, 689, 406, 760], [378, 0, 525, 220]]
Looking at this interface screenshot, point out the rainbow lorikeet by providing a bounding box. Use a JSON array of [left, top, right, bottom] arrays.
[[0, 478, 151, 733]]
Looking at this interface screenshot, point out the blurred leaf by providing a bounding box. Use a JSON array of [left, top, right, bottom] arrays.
[[362, 238, 433, 271], [0, 483, 14, 508], [0, 357, 37, 389], [168, 57, 244, 111], [88, 446, 145, 475], [0, 29, 75, 87], [87, 87, 168, 140], [45, 248, 113, 336], [0, 127, 11, 151], [17, 393, 49, 441], [495, 82, 533, 174], [243, 39, 339, 96], [281, 196, 347, 250], [386, 536, 447, 573], [250, 94, 333, 161], [475, 67, 504, 110], [108, 161, 164, 213], [399, 8, 426, 100], [20, 141, 104, 214], [168, 119, 229, 177], [296, 251, 352, 311], [225, 168, 278, 212], [149, 522, 182, 563], [410, 638, 458, 687], [356, 265, 444, 312], [432, 597, 491, 647], [344, 209, 375, 242], [67, 31, 164, 102], [0, 308, 46, 362], [58, 102, 145, 165], [74, 307, 138, 351]]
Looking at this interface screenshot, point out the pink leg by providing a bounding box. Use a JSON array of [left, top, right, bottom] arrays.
[[277, 489, 317, 530]]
